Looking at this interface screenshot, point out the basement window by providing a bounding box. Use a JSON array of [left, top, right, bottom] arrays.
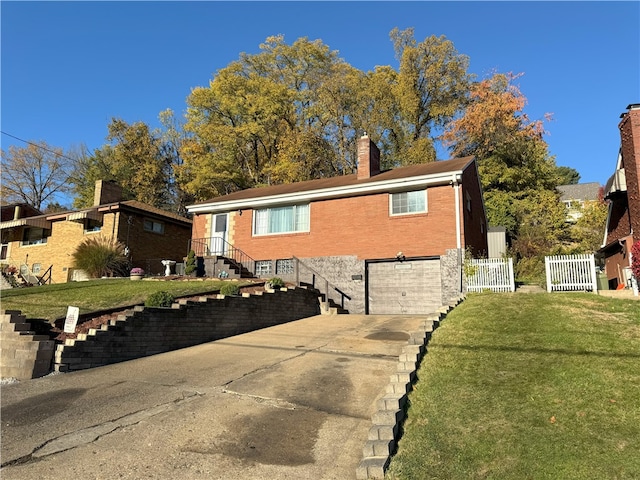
[[255, 260, 273, 277], [390, 190, 427, 215], [275, 258, 294, 275]]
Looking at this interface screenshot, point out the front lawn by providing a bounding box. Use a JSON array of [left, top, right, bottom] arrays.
[[1, 278, 253, 321], [386, 292, 640, 480]]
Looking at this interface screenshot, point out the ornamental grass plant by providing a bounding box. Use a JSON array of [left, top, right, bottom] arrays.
[[72, 235, 129, 278]]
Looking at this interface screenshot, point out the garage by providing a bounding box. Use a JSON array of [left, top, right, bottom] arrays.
[[366, 257, 442, 314]]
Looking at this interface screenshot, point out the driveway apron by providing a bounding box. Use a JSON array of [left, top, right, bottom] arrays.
[[1, 313, 431, 480]]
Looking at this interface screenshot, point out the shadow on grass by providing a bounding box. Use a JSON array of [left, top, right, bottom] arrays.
[[436, 343, 640, 359]]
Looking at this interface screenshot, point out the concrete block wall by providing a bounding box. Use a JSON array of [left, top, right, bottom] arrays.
[[55, 286, 320, 373], [356, 299, 464, 479], [1, 310, 55, 380], [441, 248, 465, 305]]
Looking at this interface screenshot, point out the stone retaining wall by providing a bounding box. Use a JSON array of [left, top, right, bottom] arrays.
[[55, 287, 320, 373], [1, 310, 55, 381]]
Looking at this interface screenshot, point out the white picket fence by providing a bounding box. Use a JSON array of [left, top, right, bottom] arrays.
[[544, 254, 597, 292], [466, 258, 515, 292]]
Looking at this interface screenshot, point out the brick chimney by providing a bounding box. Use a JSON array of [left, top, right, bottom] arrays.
[[94, 180, 123, 206], [357, 134, 380, 180]]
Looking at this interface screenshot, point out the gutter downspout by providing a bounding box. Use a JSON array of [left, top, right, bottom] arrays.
[[453, 174, 463, 295], [453, 174, 462, 250]]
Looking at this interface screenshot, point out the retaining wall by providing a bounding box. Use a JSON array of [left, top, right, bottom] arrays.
[[55, 286, 320, 373], [1, 310, 55, 380]]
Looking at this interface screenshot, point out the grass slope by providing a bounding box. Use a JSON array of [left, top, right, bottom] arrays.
[[387, 292, 640, 480], [0, 278, 244, 321]]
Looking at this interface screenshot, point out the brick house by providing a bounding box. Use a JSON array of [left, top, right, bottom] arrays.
[[600, 104, 640, 289], [187, 135, 488, 314], [1, 203, 42, 261], [0, 181, 192, 284]]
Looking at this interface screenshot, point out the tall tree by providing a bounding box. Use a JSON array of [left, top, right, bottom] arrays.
[[389, 28, 472, 165], [182, 32, 472, 200], [70, 119, 179, 211], [443, 73, 560, 237], [69, 144, 118, 208], [554, 165, 581, 185], [183, 35, 356, 200], [158, 109, 195, 215], [0, 141, 72, 210], [106, 118, 171, 208]]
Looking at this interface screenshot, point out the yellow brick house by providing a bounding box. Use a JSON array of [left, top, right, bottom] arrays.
[[0, 181, 192, 284]]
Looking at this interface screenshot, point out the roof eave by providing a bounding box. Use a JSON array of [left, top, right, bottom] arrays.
[[187, 169, 466, 214]]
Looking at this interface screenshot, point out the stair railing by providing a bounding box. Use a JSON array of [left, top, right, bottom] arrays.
[[292, 256, 351, 313], [187, 237, 256, 277], [38, 265, 53, 285]]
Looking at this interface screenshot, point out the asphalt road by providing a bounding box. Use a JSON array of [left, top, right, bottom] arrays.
[[1, 313, 431, 480]]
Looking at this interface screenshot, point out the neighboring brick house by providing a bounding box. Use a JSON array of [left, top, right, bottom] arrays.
[[187, 135, 488, 314], [1, 203, 43, 261], [0, 181, 192, 284], [600, 104, 640, 289]]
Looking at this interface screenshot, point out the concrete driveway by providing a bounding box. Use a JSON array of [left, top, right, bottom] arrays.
[[1, 313, 434, 480]]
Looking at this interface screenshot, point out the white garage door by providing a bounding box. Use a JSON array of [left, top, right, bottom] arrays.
[[367, 259, 442, 314]]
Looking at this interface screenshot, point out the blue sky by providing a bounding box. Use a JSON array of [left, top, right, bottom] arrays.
[[2, 1, 639, 206]]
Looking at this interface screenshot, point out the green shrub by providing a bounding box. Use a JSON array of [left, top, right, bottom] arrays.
[[514, 256, 546, 287], [72, 235, 129, 278], [185, 250, 197, 275], [145, 291, 175, 307], [267, 277, 285, 289], [220, 283, 240, 296]]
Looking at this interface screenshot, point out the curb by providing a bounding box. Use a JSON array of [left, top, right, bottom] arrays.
[[355, 296, 465, 479]]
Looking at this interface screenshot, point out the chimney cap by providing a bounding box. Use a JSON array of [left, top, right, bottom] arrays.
[[626, 103, 640, 110]]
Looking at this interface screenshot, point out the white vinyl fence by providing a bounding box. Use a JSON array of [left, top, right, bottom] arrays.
[[544, 254, 597, 292], [466, 258, 515, 292]]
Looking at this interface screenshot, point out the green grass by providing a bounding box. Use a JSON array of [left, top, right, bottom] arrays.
[[0, 278, 251, 321], [386, 292, 640, 480]]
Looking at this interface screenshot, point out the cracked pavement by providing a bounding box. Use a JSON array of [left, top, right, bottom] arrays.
[[1, 313, 429, 480]]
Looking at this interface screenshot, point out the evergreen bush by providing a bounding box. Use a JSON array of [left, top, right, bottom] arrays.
[[185, 250, 197, 276], [220, 283, 240, 296], [145, 291, 175, 307]]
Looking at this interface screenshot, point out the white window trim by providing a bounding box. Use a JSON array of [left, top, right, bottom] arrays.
[[389, 190, 428, 216], [252, 204, 310, 236]]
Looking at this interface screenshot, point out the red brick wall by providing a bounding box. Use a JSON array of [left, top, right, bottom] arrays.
[[191, 213, 209, 240], [606, 197, 631, 243], [223, 184, 475, 261], [618, 107, 640, 241], [122, 213, 192, 267], [461, 164, 489, 256]]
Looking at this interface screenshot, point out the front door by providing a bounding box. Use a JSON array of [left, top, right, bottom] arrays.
[[210, 213, 228, 255]]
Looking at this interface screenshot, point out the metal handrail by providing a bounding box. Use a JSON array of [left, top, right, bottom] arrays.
[[292, 256, 350, 312], [188, 237, 256, 277], [39, 265, 53, 285]]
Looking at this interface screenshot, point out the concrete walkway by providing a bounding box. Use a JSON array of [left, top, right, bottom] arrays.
[[1, 312, 441, 480]]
